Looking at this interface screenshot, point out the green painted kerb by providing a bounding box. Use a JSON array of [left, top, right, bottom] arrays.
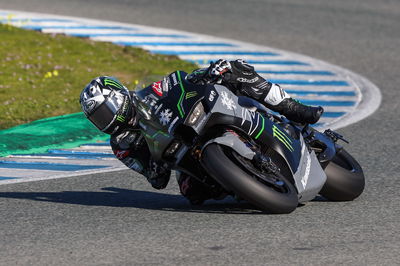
[[0, 112, 109, 157]]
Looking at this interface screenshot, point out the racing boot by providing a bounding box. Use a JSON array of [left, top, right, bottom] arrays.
[[240, 79, 324, 124], [273, 98, 324, 124], [241, 82, 324, 124]]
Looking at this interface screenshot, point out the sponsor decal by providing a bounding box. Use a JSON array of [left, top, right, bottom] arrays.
[[185, 91, 198, 99], [152, 81, 163, 96], [171, 73, 178, 86], [242, 71, 253, 76], [159, 108, 173, 126], [237, 76, 259, 83], [301, 148, 311, 189], [162, 77, 171, 92], [272, 125, 294, 152], [220, 91, 236, 110], [115, 97, 130, 122], [84, 99, 96, 113], [208, 90, 217, 101], [104, 78, 124, 89], [116, 115, 125, 122], [114, 149, 130, 159]]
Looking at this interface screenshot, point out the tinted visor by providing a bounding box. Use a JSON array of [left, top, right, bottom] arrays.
[[88, 101, 116, 131], [87, 91, 125, 132]]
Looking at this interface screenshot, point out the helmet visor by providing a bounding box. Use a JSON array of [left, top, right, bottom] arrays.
[[87, 91, 125, 132]]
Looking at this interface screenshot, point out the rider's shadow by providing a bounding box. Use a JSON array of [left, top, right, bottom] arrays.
[[0, 187, 264, 214]]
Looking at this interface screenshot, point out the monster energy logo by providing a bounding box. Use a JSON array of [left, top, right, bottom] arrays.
[[104, 78, 123, 89], [272, 125, 294, 152], [185, 91, 198, 99], [116, 115, 125, 122]]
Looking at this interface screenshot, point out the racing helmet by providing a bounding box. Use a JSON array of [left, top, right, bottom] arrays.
[[79, 76, 134, 135]]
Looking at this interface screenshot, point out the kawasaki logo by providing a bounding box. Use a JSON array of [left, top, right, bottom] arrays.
[[272, 125, 294, 152]]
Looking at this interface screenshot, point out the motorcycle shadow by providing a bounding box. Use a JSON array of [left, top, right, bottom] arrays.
[[0, 186, 267, 215]]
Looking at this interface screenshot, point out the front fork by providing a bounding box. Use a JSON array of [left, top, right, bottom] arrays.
[[302, 125, 346, 169]]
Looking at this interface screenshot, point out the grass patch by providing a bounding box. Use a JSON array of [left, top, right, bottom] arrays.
[[0, 24, 197, 129]]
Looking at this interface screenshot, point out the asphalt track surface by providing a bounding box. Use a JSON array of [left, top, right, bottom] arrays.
[[0, 0, 399, 265]]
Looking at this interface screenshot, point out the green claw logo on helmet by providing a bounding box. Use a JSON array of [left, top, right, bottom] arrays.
[[104, 78, 124, 89]]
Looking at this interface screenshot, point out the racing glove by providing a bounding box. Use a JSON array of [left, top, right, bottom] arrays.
[[187, 59, 232, 84]]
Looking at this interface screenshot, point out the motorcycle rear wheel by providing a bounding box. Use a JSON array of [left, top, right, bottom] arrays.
[[201, 144, 298, 214], [319, 148, 365, 201]]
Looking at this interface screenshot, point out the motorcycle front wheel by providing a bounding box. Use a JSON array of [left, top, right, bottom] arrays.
[[319, 148, 365, 201], [201, 144, 298, 214]]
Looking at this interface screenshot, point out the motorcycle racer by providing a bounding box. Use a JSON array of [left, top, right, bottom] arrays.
[[79, 59, 324, 204]]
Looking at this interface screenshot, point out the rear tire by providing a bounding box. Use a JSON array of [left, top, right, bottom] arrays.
[[202, 144, 298, 214], [319, 148, 365, 201]]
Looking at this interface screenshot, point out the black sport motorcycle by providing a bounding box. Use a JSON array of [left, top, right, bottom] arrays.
[[133, 71, 365, 214]]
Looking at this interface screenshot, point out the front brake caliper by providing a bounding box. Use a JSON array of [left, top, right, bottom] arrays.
[[253, 153, 280, 174]]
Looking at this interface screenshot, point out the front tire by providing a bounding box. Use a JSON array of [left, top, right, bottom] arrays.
[[201, 144, 298, 214], [319, 148, 365, 201]]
